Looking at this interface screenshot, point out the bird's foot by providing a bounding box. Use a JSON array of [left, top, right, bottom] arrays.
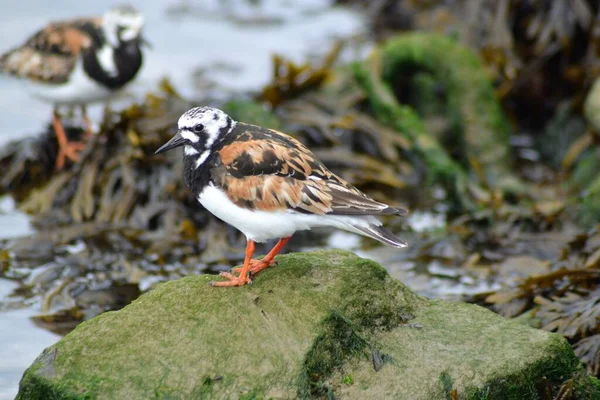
[[232, 258, 276, 277], [210, 271, 252, 287], [56, 140, 87, 169]]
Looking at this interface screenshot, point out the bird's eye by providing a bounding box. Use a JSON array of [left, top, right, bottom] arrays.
[[193, 124, 204, 133]]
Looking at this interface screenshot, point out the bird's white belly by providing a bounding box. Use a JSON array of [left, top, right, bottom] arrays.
[[24, 63, 115, 106], [198, 184, 377, 242]]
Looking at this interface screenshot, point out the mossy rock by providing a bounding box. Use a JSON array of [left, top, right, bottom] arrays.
[[17, 250, 599, 399]]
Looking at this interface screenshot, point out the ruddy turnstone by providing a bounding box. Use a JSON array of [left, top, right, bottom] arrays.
[[156, 106, 407, 287], [0, 5, 145, 169]]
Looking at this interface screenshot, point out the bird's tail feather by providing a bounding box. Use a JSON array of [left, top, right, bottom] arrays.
[[349, 224, 407, 248]]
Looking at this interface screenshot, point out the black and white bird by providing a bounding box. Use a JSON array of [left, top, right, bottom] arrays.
[[156, 106, 407, 287], [0, 5, 146, 169]]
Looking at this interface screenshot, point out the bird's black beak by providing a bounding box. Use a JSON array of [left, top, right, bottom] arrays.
[[155, 132, 186, 154]]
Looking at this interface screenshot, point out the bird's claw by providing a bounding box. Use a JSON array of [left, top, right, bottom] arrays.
[[210, 271, 252, 287], [232, 259, 276, 276], [56, 140, 86, 169]]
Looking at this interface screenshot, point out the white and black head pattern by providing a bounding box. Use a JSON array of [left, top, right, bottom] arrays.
[[155, 106, 237, 169], [102, 5, 144, 46], [177, 107, 236, 166]]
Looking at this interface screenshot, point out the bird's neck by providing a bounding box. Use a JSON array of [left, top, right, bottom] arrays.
[[81, 36, 143, 89], [183, 151, 214, 198]]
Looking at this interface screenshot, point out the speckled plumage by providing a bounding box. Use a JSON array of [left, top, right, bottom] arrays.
[[0, 5, 146, 169], [156, 106, 407, 287], [0, 5, 144, 95]]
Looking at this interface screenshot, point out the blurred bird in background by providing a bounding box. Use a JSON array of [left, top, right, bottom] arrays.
[[0, 4, 146, 169]]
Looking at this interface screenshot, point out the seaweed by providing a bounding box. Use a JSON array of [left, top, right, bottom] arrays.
[[480, 228, 600, 376], [260, 41, 343, 108]]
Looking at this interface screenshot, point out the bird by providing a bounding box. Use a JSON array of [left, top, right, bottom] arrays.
[[156, 106, 407, 287], [0, 5, 146, 169]]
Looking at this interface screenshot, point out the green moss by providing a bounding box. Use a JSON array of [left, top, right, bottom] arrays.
[[342, 375, 354, 385], [20, 251, 412, 399], [352, 59, 474, 210], [353, 32, 523, 208], [378, 33, 517, 188], [439, 372, 454, 399], [300, 313, 370, 397], [237, 389, 269, 400], [578, 179, 600, 226], [295, 255, 415, 397], [16, 348, 96, 400], [463, 336, 592, 399], [17, 371, 95, 400], [577, 375, 600, 398], [568, 149, 600, 227], [17, 251, 599, 399]]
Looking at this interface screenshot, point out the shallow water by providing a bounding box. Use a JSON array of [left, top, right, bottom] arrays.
[[0, 280, 60, 400], [0, 1, 364, 397]]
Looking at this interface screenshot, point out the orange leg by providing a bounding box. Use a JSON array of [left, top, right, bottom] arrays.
[[211, 240, 256, 287], [81, 105, 93, 139], [52, 109, 86, 169], [233, 236, 291, 277]]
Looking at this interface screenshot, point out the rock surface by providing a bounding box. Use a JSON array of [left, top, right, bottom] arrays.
[[17, 250, 600, 399]]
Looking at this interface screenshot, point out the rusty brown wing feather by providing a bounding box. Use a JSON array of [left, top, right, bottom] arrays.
[[213, 127, 407, 216], [0, 18, 100, 83]]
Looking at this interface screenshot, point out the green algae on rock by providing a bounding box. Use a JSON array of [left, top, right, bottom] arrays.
[[352, 58, 473, 209], [17, 250, 599, 400], [379, 33, 512, 175], [353, 32, 523, 209]]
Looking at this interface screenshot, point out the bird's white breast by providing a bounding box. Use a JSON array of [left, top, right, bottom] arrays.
[[25, 61, 116, 106], [198, 184, 379, 242], [96, 45, 119, 77]]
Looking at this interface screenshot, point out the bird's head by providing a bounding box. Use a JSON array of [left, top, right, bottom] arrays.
[[155, 107, 236, 163], [102, 4, 145, 46]]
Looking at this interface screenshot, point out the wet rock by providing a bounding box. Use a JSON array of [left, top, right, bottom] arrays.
[[17, 251, 600, 399]]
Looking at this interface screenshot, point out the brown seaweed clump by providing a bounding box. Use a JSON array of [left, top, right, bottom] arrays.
[[478, 226, 600, 376]]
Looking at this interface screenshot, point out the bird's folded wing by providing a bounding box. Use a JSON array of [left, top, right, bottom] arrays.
[[0, 19, 98, 83], [214, 128, 406, 216], [326, 181, 406, 216]]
